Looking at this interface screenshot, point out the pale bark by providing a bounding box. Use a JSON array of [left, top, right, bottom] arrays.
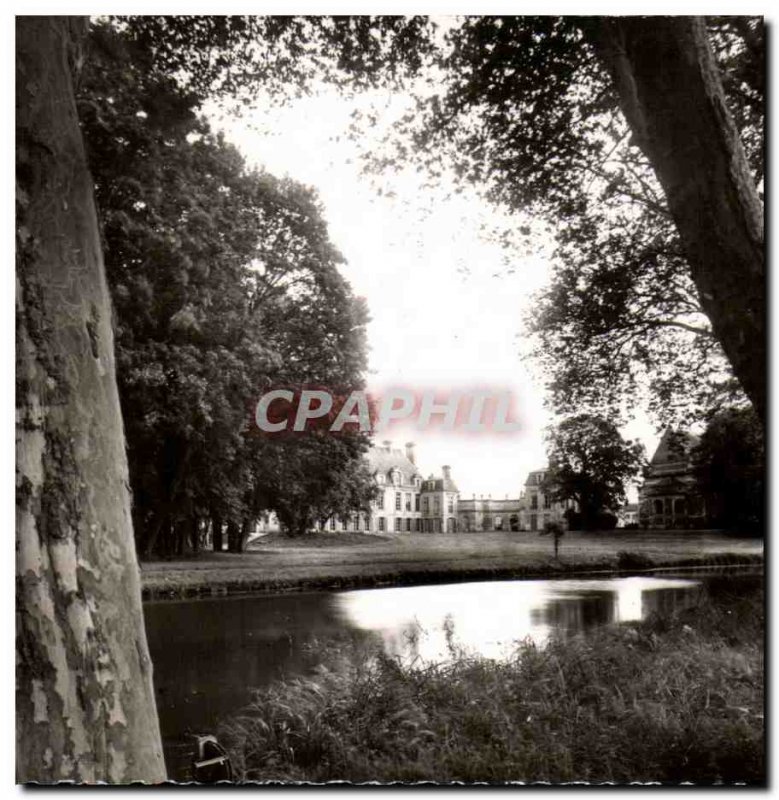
[[582, 16, 765, 420], [16, 16, 166, 783]]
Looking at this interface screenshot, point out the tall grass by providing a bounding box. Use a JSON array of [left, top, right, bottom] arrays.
[[219, 580, 764, 784]]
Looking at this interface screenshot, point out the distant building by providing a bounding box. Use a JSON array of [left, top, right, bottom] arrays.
[[518, 468, 575, 531], [458, 496, 521, 532], [638, 429, 706, 529], [618, 503, 639, 527], [420, 466, 460, 533], [364, 440, 423, 533], [321, 441, 461, 534]]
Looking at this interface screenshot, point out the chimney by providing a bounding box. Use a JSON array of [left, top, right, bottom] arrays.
[[405, 442, 416, 464], [442, 465, 451, 481]]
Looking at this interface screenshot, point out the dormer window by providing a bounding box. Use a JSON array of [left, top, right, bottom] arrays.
[[377, 474, 385, 485], [394, 471, 402, 485]]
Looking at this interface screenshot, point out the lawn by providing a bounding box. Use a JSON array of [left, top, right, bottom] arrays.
[[140, 529, 763, 598]]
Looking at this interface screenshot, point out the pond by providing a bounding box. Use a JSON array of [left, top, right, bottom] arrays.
[[142, 572, 741, 778]]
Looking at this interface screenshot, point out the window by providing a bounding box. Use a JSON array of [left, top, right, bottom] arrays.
[[377, 492, 384, 510], [654, 499, 663, 515], [330, 517, 336, 530], [416, 518, 422, 532], [405, 493, 411, 511], [377, 474, 385, 485], [543, 494, 551, 509], [415, 494, 420, 512], [395, 492, 402, 511], [422, 497, 429, 513], [395, 518, 401, 532], [393, 471, 402, 485], [531, 495, 538, 510], [447, 496, 454, 513], [434, 497, 441, 513], [406, 518, 411, 532], [378, 517, 385, 532]]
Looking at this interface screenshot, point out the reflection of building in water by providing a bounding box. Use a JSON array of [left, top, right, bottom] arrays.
[[641, 585, 701, 619], [530, 591, 616, 633], [638, 428, 706, 529]]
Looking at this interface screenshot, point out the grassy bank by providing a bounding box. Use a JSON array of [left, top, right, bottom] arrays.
[[219, 577, 764, 784], [141, 530, 763, 599]]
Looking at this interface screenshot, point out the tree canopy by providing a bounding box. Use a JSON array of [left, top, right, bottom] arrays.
[[102, 16, 765, 428], [692, 406, 764, 533], [545, 414, 645, 530], [79, 22, 375, 551]]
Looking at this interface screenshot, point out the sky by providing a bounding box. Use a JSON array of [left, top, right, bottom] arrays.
[[206, 83, 660, 499]]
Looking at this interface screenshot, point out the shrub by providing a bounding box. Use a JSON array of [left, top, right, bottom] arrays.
[[616, 550, 656, 571]]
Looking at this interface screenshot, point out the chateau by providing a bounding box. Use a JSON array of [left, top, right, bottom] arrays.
[[326, 443, 575, 535], [317, 441, 461, 535], [262, 432, 710, 536], [517, 468, 575, 531]]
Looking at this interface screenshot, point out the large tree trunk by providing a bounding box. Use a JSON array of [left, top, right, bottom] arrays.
[[16, 16, 166, 783], [582, 16, 765, 421]]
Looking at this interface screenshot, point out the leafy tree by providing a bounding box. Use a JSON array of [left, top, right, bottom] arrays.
[[692, 406, 764, 533], [79, 23, 373, 554], [101, 16, 765, 426], [545, 414, 645, 530], [255, 433, 378, 537], [356, 16, 763, 426]]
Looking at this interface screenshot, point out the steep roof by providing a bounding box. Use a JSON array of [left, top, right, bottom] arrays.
[[650, 428, 699, 467], [366, 445, 419, 478], [423, 476, 459, 493]]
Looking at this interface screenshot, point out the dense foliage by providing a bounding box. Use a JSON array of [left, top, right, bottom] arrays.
[[693, 406, 764, 533], [105, 15, 765, 428], [79, 23, 375, 553], [545, 414, 645, 530], [354, 16, 764, 425]]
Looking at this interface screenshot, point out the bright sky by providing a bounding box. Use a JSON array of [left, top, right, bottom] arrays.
[[206, 84, 660, 499]]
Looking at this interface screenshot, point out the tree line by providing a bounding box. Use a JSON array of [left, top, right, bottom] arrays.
[[78, 23, 377, 555]]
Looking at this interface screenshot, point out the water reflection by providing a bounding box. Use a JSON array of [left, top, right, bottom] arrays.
[[144, 575, 700, 775], [333, 577, 699, 663]]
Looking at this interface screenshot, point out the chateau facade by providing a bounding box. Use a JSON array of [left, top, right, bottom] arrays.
[[458, 496, 521, 532], [518, 468, 574, 531], [322, 441, 460, 534]]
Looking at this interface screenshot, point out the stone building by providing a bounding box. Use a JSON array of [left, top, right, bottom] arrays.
[[458, 496, 522, 532], [518, 468, 575, 531], [322, 441, 462, 534], [638, 429, 705, 529], [420, 466, 460, 533], [366, 440, 423, 533]]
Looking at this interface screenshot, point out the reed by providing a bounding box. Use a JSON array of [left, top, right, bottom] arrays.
[[219, 578, 764, 784]]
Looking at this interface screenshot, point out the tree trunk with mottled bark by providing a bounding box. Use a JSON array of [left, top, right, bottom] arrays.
[[16, 16, 166, 784], [582, 16, 765, 421]]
